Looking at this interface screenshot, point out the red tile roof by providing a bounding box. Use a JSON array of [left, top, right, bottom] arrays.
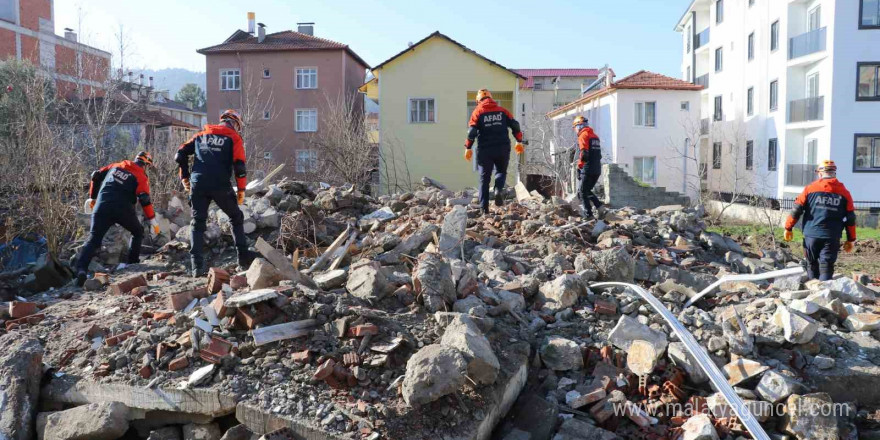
[[548, 70, 703, 117], [514, 69, 600, 89], [197, 30, 368, 67]]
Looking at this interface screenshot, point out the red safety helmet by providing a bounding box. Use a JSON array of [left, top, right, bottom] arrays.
[[220, 109, 243, 132], [135, 151, 153, 167]]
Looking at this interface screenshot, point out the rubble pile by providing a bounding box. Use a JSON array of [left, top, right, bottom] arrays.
[[1, 181, 879, 440]]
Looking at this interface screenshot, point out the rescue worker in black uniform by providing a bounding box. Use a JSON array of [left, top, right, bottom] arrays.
[[784, 160, 857, 280], [176, 109, 257, 277], [76, 151, 159, 286], [574, 116, 604, 217], [464, 89, 524, 214]]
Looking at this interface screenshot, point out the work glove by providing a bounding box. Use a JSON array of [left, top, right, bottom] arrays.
[[237, 190, 246, 205], [150, 219, 160, 236], [464, 149, 473, 162], [514, 142, 525, 155], [783, 230, 793, 242], [843, 241, 855, 253], [86, 198, 96, 210], [181, 178, 191, 194]]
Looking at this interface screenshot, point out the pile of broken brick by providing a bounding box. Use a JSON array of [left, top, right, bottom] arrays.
[[2, 181, 880, 440]]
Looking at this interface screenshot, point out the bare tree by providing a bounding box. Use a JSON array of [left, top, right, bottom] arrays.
[[518, 114, 577, 197], [377, 133, 414, 195]]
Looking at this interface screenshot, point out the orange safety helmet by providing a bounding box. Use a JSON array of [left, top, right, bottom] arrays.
[[572, 116, 587, 128], [220, 109, 243, 132], [135, 151, 153, 167], [817, 160, 837, 173], [476, 89, 492, 101]]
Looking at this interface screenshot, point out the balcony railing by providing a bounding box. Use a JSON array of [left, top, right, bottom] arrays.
[[789, 96, 824, 123], [694, 28, 710, 50], [694, 74, 709, 88], [700, 118, 709, 135], [789, 27, 826, 60], [786, 164, 817, 187]]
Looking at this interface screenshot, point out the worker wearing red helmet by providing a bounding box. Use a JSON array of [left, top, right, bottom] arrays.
[[76, 151, 159, 287], [464, 89, 524, 214], [176, 109, 257, 277], [573, 116, 604, 217], [784, 160, 857, 281]]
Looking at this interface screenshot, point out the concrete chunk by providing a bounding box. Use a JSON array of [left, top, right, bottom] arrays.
[[439, 315, 499, 385], [843, 313, 880, 332], [723, 358, 769, 386], [402, 344, 467, 407], [608, 315, 668, 361], [413, 253, 456, 313], [438, 205, 467, 260], [346, 260, 391, 302], [313, 269, 347, 290], [43, 402, 130, 440], [773, 306, 819, 344], [681, 414, 719, 440], [781, 393, 839, 440], [755, 370, 807, 403], [0, 335, 43, 440], [539, 336, 583, 371], [245, 258, 282, 289], [667, 341, 709, 384], [538, 274, 586, 312]]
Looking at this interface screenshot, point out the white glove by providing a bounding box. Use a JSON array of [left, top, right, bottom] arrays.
[[150, 219, 161, 236]]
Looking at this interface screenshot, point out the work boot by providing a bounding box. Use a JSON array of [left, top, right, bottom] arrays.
[[190, 256, 207, 278], [581, 207, 595, 219], [238, 249, 259, 270], [75, 271, 87, 288], [494, 189, 504, 207]]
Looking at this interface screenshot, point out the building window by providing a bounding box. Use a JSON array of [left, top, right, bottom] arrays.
[[686, 26, 691, 53], [0, 0, 14, 23], [768, 138, 778, 171], [746, 141, 754, 170], [295, 109, 318, 132], [861, 0, 880, 28], [296, 150, 318, 173], [687, 66, 691, 83], [534, 83, 544, 91], [855, 134, 880, 171], [295, 68, 318, 89], [633, 157, 656, 183], [748, 32, 755, 60], [681, 101, 690, 111], [747, 87, 754, 116], [769, 80, 778, 111], [715, 47, 723, 72], [409, 98, 436, 123], [220, 69, 240, 91], [263, 68, 271, 78], [857, 62, 880, 100], [263, 152, 272, 160], [714, 95, 723, 121], [263, 109, 271, 120], [713, 142, 722, 169], [716, 0, 724, 24], [634, 102, 656, 127], [770, 21, 779, 51]]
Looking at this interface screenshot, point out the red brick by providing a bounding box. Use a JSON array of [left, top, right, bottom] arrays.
[[235, 302, 277, 330], [347, 324, 379, 338], [230, 275, 248, 290], [5, 313, 45, 331], [152, 311, 173, 321], [594, 300, 617, 316], [93, 273, 111, 285], [139, 365, 153, 379], [131, 286, 149, 297], [212, 291, 228, 317], [200, 335, 233, 364], [206, 268, 230, 294], [168, 356, 189, 371], [343, 352, 361, 366], [156, 343, 168, 359], [9, 301, 38, 319], [110, 275, 148, 295], [291, 350, 311, 364], [105, 330, 135, 347], [313, 359, 336, 380]]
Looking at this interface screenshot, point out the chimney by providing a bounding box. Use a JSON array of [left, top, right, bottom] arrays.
[[148, 76, 154, 88], [138, 73, 144, 86], [297, 22, 314, 36], [63, 27, 77, 42], [247, 12, 256, 34], [127, 71, 133, 83], [258, 23, 266, 43]]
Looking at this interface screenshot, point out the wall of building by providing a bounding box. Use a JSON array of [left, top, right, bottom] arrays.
[[376, 36, 521, 192]]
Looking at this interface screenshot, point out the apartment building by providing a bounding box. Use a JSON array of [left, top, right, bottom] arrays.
[[198, 14, 368, 175], [0, 0, 110, 96], [514, 69, 600, 125], [676, 0, 880, 201]]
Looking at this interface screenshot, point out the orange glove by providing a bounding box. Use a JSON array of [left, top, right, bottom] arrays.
[[783, 230, 793, 242], [464, 149, 473, 161], [150, 219, 160, 236], [514, 142, 524, 155], [87, 199, 96, 210], [237, 190, 245, 205], [181, 178, 191, 194], [843, 241, 854, 253]]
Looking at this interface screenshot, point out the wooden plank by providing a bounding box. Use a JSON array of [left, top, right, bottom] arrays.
[[291, 249, 300, 270], [251, 319, 319, 346], [328, 231, 358, 271], [306, 226, 351, 273]]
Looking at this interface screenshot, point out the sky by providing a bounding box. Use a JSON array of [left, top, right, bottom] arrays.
[[55, 0, 689, 78]]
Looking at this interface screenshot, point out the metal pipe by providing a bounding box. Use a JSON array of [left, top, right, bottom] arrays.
[[592, 282, 770, 440], [683, 266, 804, 309]]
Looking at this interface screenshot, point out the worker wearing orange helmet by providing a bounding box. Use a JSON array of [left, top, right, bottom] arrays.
[[176, 109, 257, 277], [574, 116, 604, 217], [784, 160, 856, 281], [464, 89, 524, 214], [76, 151, 159, 287]]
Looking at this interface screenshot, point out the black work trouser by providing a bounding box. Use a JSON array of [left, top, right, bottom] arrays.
[[76, 207, 144, 272], [803, 236, 839, 281], [476, 147, 510, 212], [580, 172, 603, 214], [190, 187, 247, 260]]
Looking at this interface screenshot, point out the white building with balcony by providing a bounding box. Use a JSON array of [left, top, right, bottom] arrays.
[[675, 0, 880, 201]]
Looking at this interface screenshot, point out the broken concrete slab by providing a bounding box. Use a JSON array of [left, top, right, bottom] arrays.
[[607, 315, 667, 361], [413, 252, 456, 313], [313, 269, 347, 290], [251, 319, 319, 346], [439, 315, 500, 385], [589, 247, 635, 283], [817, 276, 875, 303], [539, 336, 583, 371], [246, 258, 283, 290], [723, 358, 769, 386], [773, 306, 819, 344], [781, 393, 839, 440], [255, 237, 315, 288], [225, 289, 279, 308], [0, 335, 43, 440], [843, 313, 880, 332], [755, 370, 807, 403], [43, 402, 130, 440], [402, 344, 468, 406], [346, 260, 391, 302], [538, 274, 586, 312], [438, 205, 467, 260]]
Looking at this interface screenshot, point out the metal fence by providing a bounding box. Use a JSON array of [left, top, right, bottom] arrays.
[[789, 96, 824, 123], [710, 192, 880, 213], [789, 27, 826, 60]]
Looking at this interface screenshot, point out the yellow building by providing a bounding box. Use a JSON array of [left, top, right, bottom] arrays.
[[361, 32, 524, 193]]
